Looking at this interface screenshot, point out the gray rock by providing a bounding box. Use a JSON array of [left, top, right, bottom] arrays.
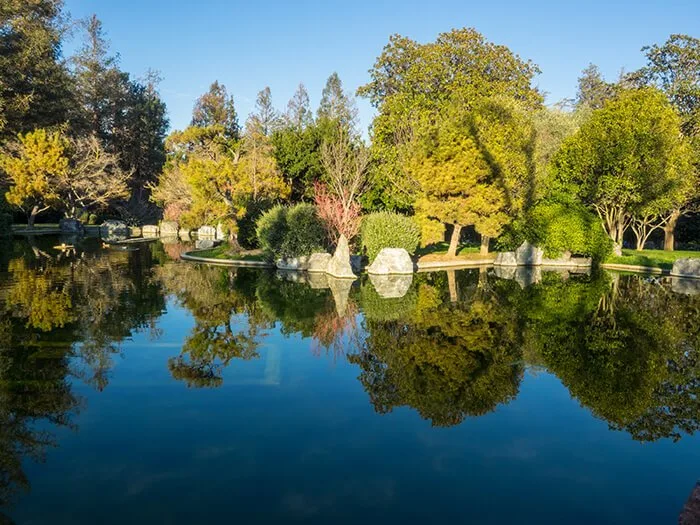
[[367, 248, 414, 275], [671, 277, 700, 295], [671, 258, 700, 279], [327, 276, 355, 316], [326, 234, 356, 279], [198, 225, 216, 238], [100, 219, 129, 238], [307, 252, 332, 273], [369, 273, 413, 298], [142, 224, 159, 237], [195, 239, 218, 250], [515, 241, 543, 266], [59, 218, 84, 234], [276, 256, 309, 271], [494, 252, 517, 267], [159, 221, 179, 236]]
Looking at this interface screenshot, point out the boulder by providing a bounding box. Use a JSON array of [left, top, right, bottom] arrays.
[[326, 234, 356, 279], [159, 221, 179, 236], [275, 256, 309, 271], [100, 219, 129, 238], [59, 218, 84, 234], [671, 277, 700, 296], [198, 225, 216, 238], [307, 252, 332, 273], [515, 241, 543, 266], [671, 258, 700, 279], [369, 273, 413, 299], [367, 248, 414, 275], [142, 225, 159, 237], [494, 252, 517, 267]]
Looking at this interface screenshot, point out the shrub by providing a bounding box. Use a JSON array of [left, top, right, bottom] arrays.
[[281, 203, 327, 259], [256, 203, 326, 260], [361, 212, 421, 262], [498, 201, 613, 261]]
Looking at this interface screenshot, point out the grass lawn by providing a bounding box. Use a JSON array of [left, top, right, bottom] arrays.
[[193, 244, 265, 262], [416, 242, 495, 262], [605, 249, 700, 270]]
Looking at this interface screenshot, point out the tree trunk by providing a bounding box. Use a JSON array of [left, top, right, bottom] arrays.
[[28, 205, 39, 228], [447, 270, 459, 303], [447, 224, 462, 258], [663, 210, 680, 251], [480, 235, 490, 255]]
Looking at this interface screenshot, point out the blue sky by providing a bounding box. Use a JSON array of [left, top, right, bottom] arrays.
[[63, 0, 699, 135]]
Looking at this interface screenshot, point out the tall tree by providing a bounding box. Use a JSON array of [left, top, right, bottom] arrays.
[[553, 88, 694, 254], [358, 28, 542, 212], [0, 0, 74, 141], [191, 80, 239, 140], [285, 83, 313, 130], [575, 64, 616, 111]]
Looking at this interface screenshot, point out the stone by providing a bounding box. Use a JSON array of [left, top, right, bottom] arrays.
[[671, 258, 700, 279], [100, 219, 129, 238], [494, 251, 517, 267], [59, 218, 84, 234], [198, 225, 216, 238], [159, 221, 179, 236], [195, 239, 217, 250], [367, 248, 414, 275], [515, 241, 543, 266], [216, 223, 226, 240], [142, 224, 159, 237], [307, 252, 332, 273], [275, 256, 309, 271], [369, 273, 413, 299], [327, 276, 355, 316], [326, 234, 356, 279], [671, 277, 700, 296]]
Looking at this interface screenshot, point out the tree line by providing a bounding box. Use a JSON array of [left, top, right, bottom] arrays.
[[1, 2, 698, 253]]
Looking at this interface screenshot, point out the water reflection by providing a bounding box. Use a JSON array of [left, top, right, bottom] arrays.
[[0, 237, 699, 509]]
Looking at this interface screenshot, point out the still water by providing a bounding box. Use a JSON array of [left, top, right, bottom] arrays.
[[1, 236, 699, 524]]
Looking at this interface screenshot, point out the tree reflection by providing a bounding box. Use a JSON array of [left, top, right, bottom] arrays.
[[350, 273, 524, 427]]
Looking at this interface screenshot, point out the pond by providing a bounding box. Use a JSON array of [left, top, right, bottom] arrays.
[[1, 236, 699, 524]]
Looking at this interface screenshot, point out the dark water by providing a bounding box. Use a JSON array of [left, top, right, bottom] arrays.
[[1, 236, 699, 524]]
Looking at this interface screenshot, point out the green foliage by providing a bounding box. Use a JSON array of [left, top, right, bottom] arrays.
[[500, 201, 613, 261], [360, 211, 421, 262], [255, 203, 326, 260]]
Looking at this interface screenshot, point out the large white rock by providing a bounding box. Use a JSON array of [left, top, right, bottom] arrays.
[[198, 225, 216, 238], [307, 252, 332, 273], [100, 219, 129, 238], [369, 273, 413, 298], [494, 252, 517, 267], [515, 241, 544, 266], [367, 248, 414, 275], [142, 224, 159, 237], [326, 234, 356, 279], [159, 221, 179, 236], [671, 258, 700, 279]]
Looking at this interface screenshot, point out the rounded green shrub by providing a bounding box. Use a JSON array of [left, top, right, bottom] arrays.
[[499, 201, 612, 261], [361, 212, 421, 263], [255, 203, 326, 260], [281, 203, 326, 259]]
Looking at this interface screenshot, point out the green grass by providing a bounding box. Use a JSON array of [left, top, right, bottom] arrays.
[[194, 244, 265, 261], [606, 249, 700, 270], [415, 242, 481, 257]]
